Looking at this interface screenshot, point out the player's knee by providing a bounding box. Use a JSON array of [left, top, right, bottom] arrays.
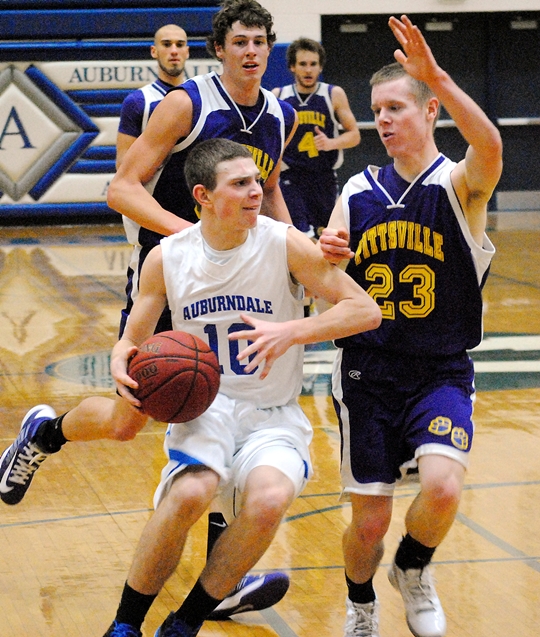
[[422, 473, 462, 513], [107, 415, 146, 441], [351, 515, 389, 547], [108, 423, 139, 441], [243, 484, 292, 532], [350, 498, 392, 546], [419, 456, 465, 513], [165, 470, 218, 522], [107, 403, 148, 440]]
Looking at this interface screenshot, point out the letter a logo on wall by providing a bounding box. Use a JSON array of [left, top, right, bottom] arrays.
[[0, 65, 98, 201]]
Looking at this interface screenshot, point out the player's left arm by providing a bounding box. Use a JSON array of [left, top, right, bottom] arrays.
[[111, 246, 168, 400], [230, 227, 381, 378], [260, 111, 298, 224], [314, 86, 360, 152], [390, 15, 503, 244]]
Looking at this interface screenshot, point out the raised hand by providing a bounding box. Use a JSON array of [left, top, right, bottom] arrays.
[[389, 15, 441, 86]]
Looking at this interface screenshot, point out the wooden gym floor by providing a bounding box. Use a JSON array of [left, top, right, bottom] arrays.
[[0, 218, 539, 636]]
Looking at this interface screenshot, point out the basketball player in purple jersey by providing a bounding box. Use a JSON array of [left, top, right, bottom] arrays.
[[116, 24, 190, 168], [272, 38, 359, 239], [113, 2, 297, 338], [107, 1, 296, 239], [320, 15, 503, 637]]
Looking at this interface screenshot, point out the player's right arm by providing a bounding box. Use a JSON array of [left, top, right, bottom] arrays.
[[231, 227, 381, 378], [111, 246, 168, 402], [107, 89, 195, 237], [115, 91, 142, 169]]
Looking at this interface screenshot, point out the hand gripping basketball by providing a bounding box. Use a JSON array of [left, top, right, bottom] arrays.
[[127, 331, 221, 423]]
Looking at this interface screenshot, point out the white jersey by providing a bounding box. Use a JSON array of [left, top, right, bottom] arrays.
[[160, 216, 305, 408]]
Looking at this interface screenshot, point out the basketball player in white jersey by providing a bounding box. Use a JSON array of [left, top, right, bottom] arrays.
[[104, 138, 381, 636], [115, 21, 290, 621]]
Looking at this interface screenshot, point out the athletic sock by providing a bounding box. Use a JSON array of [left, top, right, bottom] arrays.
[[115, 582, 157, 630], [206, 512, 227, 558], [34, 413, 69, 453], [174, 578, 221, 627], [346, 573, 376, 604], [394, 533, 436, 571]]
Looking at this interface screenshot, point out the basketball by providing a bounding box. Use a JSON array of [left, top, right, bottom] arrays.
[[127, 330, 220, 423]]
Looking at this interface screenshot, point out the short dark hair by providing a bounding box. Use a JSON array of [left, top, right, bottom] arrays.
[[206, 0, 276, 58], [184, 138, 253, 194], [286, 38, 326, 68]]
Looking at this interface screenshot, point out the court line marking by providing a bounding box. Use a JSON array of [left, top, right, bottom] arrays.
[[2, 480, 539, 529], [456, 512, 540, 573], [259, 608, 300, 637]]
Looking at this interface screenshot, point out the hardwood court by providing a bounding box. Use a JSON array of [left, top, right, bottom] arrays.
[[0, 220, 539, 637]]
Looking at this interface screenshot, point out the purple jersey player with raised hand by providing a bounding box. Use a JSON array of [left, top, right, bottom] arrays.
[[320, 15, 503, 637]]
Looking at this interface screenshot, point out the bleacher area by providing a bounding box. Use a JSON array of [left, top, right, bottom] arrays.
[[0, 1, 292, 223], [0, 2, 222, 222], [0, 1, 220, 62]]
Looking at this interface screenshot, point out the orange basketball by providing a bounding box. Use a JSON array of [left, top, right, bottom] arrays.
[[127, 331, 220, 423]]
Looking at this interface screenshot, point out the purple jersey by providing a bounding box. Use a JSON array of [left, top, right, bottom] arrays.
[[118, 78, 173, 139], [275, 82, 342, 174], [132, 72, 296, 250], [336, 155, 495, 357], [332, 155, 490, 490]]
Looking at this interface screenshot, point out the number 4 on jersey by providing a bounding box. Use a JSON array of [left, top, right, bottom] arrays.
[[297, 131, 319, 158]]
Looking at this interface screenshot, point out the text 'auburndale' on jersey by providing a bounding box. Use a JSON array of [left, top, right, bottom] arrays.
[[183, 295, 274, 321], [354, 220, 444, 265]]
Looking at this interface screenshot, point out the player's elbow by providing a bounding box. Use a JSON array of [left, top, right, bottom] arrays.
[[106, 176, 122, 212], [107, 177, 118, 210], [363, 300, 383, 332], [350, 127, 361, 148], [489, 123, 503, 150], [481, 126, 503, 169]]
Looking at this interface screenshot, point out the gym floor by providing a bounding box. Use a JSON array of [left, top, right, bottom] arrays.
[[0, 217, 539, 636]]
